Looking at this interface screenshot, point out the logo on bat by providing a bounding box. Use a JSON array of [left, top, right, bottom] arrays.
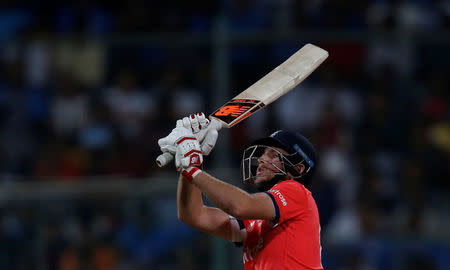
[[211, 99, 264, 125], [214, 105, 252, 117]]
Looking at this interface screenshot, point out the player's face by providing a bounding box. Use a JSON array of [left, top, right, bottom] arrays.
[[255, 147, 287, 184]]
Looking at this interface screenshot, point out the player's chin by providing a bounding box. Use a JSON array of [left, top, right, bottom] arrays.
[[254, 174, 271, 184]]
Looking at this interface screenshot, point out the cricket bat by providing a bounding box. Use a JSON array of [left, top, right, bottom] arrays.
[[156, 43, 328, 167]]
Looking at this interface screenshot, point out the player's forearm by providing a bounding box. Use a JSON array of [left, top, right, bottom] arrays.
[[192, 171, 252, 219], [177, 174, 204, 225]]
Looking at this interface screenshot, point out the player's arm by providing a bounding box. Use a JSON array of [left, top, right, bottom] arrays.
[[177, 173, 234, 240], [178, 173, 247, 243], [158, 116, 270, 237], [189, 171, 276, 221]]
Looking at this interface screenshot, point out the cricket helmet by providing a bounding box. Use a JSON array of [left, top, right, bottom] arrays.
[[242, 130, 317, 187]]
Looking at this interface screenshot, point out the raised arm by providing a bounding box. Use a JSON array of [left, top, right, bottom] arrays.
[[188, 171, 275, 221], [159, 113, 274, 238], [177, 173, 234, 241]]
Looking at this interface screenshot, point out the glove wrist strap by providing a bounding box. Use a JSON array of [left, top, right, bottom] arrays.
[[182, 167, 202, 183]]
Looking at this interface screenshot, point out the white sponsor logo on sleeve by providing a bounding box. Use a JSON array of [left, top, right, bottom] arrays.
[[268, 189, 287, 206]]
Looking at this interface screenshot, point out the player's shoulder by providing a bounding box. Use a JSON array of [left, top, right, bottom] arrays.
[[272, 179, 304, 190], [271, 180, 310, 197]]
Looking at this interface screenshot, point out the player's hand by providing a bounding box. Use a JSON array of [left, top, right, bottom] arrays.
[[157, 125, 203, 169], [158, 122, 189, 155], [179, 112, 221, 155], [175, 135, 203, 170], [156, 113, 221, 167]]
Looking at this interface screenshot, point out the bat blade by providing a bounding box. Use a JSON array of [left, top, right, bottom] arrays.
[[210, 43, 328, 128], [156, 43, 328, 167]]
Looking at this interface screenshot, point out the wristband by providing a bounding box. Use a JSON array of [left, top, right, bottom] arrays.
[[182, 167, 202, 183]]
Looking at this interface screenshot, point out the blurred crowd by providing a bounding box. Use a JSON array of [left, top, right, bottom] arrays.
[[1, 0, 449, 36], [0, 0, 448, 180], [0, 0, 449, 269], [0, 196, 216, 270]]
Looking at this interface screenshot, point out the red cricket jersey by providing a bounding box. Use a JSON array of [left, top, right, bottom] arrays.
[[240, 180, 323, 270]]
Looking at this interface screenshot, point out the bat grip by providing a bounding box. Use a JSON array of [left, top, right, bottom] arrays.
[[208, 117, 224, 131], [156, 152, 174, 167]]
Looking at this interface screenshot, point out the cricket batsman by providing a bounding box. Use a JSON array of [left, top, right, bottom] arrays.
[[158, 112, 324, 270]]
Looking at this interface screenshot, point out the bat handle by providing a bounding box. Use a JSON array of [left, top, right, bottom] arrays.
[[208, 117, 224, 131], [156, 152, 174, 167]]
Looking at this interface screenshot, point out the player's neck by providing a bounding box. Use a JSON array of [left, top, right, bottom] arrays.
[[256, 175, 287, 192]]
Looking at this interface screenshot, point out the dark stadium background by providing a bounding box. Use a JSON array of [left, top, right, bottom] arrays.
[[0, 1, 449, 269]]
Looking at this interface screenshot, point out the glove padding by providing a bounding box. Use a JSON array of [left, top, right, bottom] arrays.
[[178, 112, 220, 155], [175, 135, 203, 169], [158, 123, 188, 154], [158, 125, 203, 169]]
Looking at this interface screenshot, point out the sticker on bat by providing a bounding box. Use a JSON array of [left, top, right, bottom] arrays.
[[211, 99, 264, 125]]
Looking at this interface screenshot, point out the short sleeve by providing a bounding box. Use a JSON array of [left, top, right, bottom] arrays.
[[264, 181, 306, 225], [229, 216, 246, 246]]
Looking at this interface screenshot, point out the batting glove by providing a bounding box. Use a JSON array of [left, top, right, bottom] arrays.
[[175, 135, 203, 169], [158, 124, 189, 155], [179, 112, 221, 155], [158, 125, 203, 168]]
